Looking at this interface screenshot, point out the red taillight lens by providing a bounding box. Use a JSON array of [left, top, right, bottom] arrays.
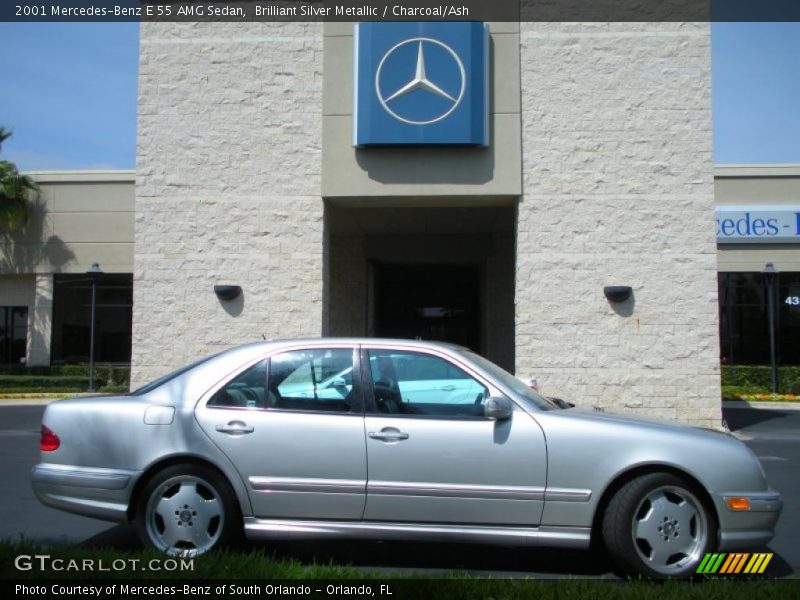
[[40, 425, 60, 452]]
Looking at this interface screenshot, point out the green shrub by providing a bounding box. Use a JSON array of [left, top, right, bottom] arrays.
[[721, 365, 800, 395], [0, 365, 131, 386], [0, 387, 86, 394], [0, 375, 88, 388], [721, 385, 755, 400]]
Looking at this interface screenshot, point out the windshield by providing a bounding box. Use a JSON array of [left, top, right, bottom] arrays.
[[131, 351, 223, 396], [464, 351, 557, 411]]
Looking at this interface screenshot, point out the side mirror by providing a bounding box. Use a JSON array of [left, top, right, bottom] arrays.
[[331, 377, 348, 389], [484, 396, 513, 421]]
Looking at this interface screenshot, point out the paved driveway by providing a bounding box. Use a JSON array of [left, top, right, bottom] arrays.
[[1, 403, 796, 578]]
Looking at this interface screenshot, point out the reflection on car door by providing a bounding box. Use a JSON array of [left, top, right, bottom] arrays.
[[195, 346, 367, 520], [363, 347, 548, 526]]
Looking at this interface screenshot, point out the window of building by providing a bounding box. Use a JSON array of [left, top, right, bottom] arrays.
[[51, 274, 133, 364], [0, 307, 28, 365], [718, 272, 800, 366], [268, 348, 359, 413], [367, 349, 488, 418]]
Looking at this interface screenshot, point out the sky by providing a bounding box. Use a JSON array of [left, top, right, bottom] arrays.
[[0, 22, 798, 170]]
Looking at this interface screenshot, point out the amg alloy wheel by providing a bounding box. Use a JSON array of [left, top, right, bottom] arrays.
[[136, 464, 240, 557], [602, 472, 716, 578]]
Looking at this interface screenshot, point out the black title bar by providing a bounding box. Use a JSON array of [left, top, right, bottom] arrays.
[[2, 1, 800, 22]]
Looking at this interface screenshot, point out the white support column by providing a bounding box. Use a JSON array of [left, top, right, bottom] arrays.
[[27, 273, 53, 366]]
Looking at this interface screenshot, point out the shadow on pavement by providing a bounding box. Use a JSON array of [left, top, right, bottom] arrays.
[[79, 524, 140, 550], [763, 549, 794, 578], [261, 539, 616, 577], [723, 406, 793, 431], [79, 525, 614, 577]]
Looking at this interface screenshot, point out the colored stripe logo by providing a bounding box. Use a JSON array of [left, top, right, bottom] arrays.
[[697, 552, 773, 574]]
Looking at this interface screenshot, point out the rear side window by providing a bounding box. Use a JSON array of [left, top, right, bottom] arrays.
[[208, 360, 268, 409], [268, 348, 359, 413]]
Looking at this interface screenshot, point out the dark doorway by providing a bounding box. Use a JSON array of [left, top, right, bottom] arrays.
[[375, 263, 481, 352]]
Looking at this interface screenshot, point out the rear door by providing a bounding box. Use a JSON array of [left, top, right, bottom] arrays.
[[195, 345, 367, 519]]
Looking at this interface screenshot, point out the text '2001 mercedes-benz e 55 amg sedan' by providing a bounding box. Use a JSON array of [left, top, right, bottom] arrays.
[[32, 339, 781, 578]]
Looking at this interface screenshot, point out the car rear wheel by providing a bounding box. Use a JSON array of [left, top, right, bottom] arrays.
[[602, 472, 716, 579], [135, 464, 241, 557]]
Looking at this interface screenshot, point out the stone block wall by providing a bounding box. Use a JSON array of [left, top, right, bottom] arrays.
[[517, 23, 720, 426], [133, 23, 324, 388]]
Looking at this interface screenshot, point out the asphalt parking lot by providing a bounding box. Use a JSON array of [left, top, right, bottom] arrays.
[[1, 403, 797, 578]]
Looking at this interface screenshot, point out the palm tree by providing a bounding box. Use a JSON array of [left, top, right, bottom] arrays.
[[0, 128, 38, 231]]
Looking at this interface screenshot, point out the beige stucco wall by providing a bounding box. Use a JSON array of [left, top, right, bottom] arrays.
[[0, 172, 133, 366], [321, 22, 521, 199], [1, 171, 134, 277]]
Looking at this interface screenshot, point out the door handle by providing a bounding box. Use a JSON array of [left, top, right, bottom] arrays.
[[440, 385, 456, 392], [216, 421, 254, 435], [369, 428, 409, 442]]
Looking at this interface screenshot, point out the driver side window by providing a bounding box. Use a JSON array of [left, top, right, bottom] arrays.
[[368, 350, 488, 418]]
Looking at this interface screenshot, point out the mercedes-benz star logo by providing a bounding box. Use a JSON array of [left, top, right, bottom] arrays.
[[375, 37, 466, 126]]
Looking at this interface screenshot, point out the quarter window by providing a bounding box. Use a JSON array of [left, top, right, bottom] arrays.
[[268, 348, 358, 413], [367, 350, 488, 418], [208, 360, 268, 409]]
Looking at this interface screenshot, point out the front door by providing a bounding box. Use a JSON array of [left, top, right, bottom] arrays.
[[195, 346, 367, 520], [362, 347, 547, 526]]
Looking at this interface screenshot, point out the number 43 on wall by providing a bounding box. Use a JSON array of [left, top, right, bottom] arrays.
[[785, 296, 800, 305]]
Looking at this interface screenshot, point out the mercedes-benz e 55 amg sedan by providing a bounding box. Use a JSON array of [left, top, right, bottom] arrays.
[[32, 339, 781, 578]]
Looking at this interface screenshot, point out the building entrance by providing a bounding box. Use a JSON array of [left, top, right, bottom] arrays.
[[324, 203, 516, 371], [374, 263, 481, 351]]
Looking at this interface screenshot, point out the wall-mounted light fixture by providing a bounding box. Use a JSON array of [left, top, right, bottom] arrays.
[[603, 285, 632, 303], [214, 285, 242, 301]]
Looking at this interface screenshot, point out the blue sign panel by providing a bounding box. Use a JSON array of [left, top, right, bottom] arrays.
[[354, 22, 489, 147], [716, 206, 800, 243]]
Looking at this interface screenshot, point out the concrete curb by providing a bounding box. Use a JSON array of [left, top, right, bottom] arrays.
[[0, 393, 100, 406], [0, 398, 62, 406]]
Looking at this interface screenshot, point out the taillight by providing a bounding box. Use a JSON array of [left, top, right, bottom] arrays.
[[40, 425, 60, 452]]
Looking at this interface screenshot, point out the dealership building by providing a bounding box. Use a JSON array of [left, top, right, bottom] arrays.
[[2, 22, 799, 427]]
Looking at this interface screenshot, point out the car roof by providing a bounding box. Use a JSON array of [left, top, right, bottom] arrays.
[[254, 337, 468, 352]]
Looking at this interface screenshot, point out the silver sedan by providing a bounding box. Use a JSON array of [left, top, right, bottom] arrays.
[[31, 338, 781, 578]]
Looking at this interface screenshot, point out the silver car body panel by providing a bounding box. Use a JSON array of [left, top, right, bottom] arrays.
[[32, 338, 781, 554]]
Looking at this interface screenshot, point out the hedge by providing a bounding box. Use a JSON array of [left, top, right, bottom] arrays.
[[0, 365, 130, 387], [721, 365, 800, 395], [0, 375, 88, 388]]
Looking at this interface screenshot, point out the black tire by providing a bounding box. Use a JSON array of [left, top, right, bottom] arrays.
[[135, 463, 242, 557], [601, 472, 717, 579]]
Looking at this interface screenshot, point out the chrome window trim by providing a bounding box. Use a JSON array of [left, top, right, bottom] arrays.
[[198, 343, 362, 414]]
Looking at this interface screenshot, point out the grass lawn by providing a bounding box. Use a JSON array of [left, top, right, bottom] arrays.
[[0, 541, 797, 598]]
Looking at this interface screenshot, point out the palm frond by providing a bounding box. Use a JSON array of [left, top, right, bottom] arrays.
[[0, 151, 38, 232]]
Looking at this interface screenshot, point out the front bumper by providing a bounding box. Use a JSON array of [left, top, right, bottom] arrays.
[[715, 490, 783, 550], [31, 463, 140, 523]]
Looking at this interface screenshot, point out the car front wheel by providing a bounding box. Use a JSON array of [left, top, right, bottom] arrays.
[[135, 464, 241, 557], [602, 472, 717, 579]]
